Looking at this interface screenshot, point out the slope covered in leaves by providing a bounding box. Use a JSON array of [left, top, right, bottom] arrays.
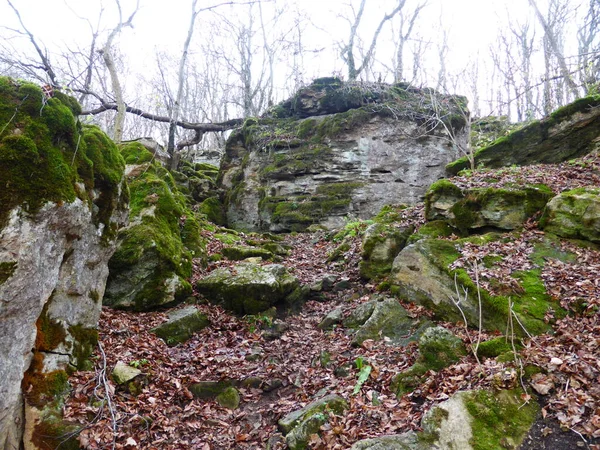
[[63, 153, 600, 449]]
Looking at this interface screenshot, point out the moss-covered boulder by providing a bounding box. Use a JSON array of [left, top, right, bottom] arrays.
[[425, 180, 554, 232], [389, 237, 564, 336], [422, 389, 538, 450], [216, 386, 241, 410], [220, 79, 469, 232], [359, 223, 414, 280], [196, 262, 302, 314], [221, 244, 274, 261], [112, 361, 142, 385], [447, 95, 600, 174], [344, 298, 432, 346], [278, 394, 348, 450], [540, 187, 600, 243], [189, 380, 233, 400], [104, 143, 206, 311], [150, 306, 210, 346], [0, 78, 127, 449], [391, 327, 466, 396]]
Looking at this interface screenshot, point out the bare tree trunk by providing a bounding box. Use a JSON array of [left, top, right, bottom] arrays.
[[528, 0, 580, 99], [168, 0, 199, 169], [393, 0, 427, 82], [101, 0, 139, 144]]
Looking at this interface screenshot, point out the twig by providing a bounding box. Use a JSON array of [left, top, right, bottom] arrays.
[[98, 341, 117, 450]]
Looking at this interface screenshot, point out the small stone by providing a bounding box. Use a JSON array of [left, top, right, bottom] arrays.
[[151, 306, 210, 346], [216, 386, 240, 410], [263, 319, 289, 340], [112, 361, 142, 385], [318, 308, 343, 330], [333, 278, 352, 292]]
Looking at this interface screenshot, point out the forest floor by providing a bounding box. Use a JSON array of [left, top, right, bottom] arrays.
[[64, 154, 600, 450]]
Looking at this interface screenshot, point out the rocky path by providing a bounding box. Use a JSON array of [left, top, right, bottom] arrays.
[[63, 154, 600, 449]]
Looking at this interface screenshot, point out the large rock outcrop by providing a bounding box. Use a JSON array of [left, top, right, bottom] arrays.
[[104, 143, 206, 311], [447, 95, 600, 173], [220, 78, 469, 232], [0, 78, 127, 449]]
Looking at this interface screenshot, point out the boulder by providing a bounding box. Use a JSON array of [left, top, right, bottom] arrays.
[[189, 380, 233, 399], [447, 95, 600, 173], [425, 180, 554, 232], [540, 187, 600, 243], [221, 245, 274, 261], [421, 389, 539, 449], [318, 307, 344, 330], [216, 386, 241, 410], [278, 394, 348, 450], [195, 262, 302, 314], [104, 143, 206, 311], [359, 223, 414, 280], [151, 306, 210, 346], [344, 298, 432, 346], [0, 78, 127, 449], [220, 80, 468, 232], [389, 237, 563, 336]]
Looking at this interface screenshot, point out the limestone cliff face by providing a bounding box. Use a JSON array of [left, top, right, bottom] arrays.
[[219, 78, 468, 232], [0, 78, 127, 449]]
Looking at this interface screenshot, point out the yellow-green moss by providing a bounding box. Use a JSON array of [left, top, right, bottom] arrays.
[[465, 389, 539, 450]]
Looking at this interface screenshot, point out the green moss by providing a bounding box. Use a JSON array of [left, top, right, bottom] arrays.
[[216, 386, 240, 410], [189, 380, 233, 399], [476, 336, 521, 358], [22, 353, 70, 408], [0, 78, 125, 235], [222, 245, 274, 261], [0, 261, 17, 284], [35, 301, 67, 352], [465, 389, 539, 450], [30, 412, 81, 450], [391, 362, 429, 396], [68, 325, 99, 371], [407, 221, 460, 244], [120, 141, 154, 164], [199, 196, 227, 225]]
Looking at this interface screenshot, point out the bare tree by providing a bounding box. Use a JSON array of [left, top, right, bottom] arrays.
[[577, 0, 600, 94], [528, 0, 580, 100], [339, 0, 407, 81], [100, 0, 139, 143], [393, 0, 427, 82]]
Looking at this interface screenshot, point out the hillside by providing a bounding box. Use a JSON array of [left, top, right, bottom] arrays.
[[63, 152, 600, 449]]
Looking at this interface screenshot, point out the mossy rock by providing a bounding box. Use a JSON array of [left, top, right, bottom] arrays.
[[199, 196, 227, 225], [112, 361, 142, 385], [195, 262, 301, 315], [348, 298, 432, 346], [105, 148, 207, 311], [476, 336, 522, 359], [279, 394, 348, 449], [0, 77, 125, 234], [447, 95, 600, 173], [359, 223, 414, 280], [350, 433, 424, 450], [151, 306, 210, 346], [391, 327, 465, 396], [540, 188, 600, 243], [222, 245, 274, 261], [189, 380, 233, 399], [216, 386, 240, 410], [425, 181, 554, 232], [390, 236, 565, 336], [406, 220, 460, 244]]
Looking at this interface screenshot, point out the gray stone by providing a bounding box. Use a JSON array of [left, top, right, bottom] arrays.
[[151, 306, 210, 346], [351, 298, 430, 346], [278, 394, 348, 435], [318, 308, 343, 330], [112, 361, 142, 385], [220, 81, 467, 232]]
